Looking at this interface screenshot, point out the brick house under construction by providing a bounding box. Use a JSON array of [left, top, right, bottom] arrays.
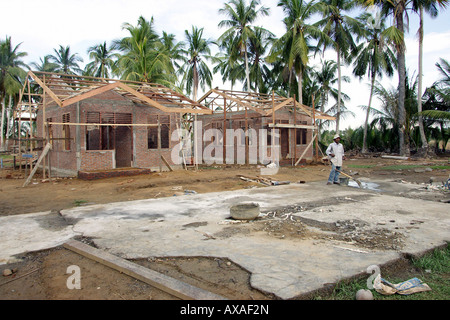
[[15, 71, 212, 178], [196, 89, 335, 166]]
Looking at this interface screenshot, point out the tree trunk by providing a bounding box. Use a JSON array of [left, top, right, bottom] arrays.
[[193, 62, 199, 101], [336, 47, 342, 134], [5, 95, 13, 150], [363, 74, 376, 153], [418, 6, 428, 151], [396, 9, 409, 156], [298, 68, 303, 105], [244, 48, 251, 93], [0, 95, 5, 151]]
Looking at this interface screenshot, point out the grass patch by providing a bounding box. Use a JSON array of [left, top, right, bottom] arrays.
[[73, 199, 89, 207], [380, 164, 450, 170], [313, 243, 450, 300], [347, 164, 377, 169]]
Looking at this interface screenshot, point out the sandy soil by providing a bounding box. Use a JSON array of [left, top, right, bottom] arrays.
[[0, 155, 448, 300]]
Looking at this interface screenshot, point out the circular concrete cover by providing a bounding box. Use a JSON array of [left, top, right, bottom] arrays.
[[230, 202, 260, 220]]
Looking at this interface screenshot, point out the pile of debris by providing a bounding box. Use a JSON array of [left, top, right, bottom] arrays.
[[238, 175, 293, 186]]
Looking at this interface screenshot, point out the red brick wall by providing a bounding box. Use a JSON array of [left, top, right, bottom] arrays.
[[36, 91, 181, 174], [199, 110, 314, 164]]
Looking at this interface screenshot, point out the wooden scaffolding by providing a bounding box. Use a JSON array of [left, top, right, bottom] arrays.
[[12, 71, 213, 185], [197, 88, 335, 165]]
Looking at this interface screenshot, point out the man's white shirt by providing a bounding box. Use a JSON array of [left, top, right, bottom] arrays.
[[326, 142, 345, 167]]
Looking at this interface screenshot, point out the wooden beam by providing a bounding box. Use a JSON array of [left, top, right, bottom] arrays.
[[47, 122, 158, 127], [22, 142, 52, 187], [118, 82, 212, 115], [295, 133, 317, 166], [161, 155, 174, 172], [28, 71, 63, 107], [61, 82, 121, 107], [212, 89, 262, 114], [265, 97, 295, 116], [117, 82, 170, 112], [63, 240, 227, 300], [269, 123, 316, 130]]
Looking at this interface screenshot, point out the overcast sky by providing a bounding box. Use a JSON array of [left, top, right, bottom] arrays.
[[2, 0, 450, 129]]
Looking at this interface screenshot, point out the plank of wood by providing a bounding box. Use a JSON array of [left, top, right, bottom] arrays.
[[63, 240, 227, 300], [22, 142, 52, 187], [295, 133, 317, 166], [62, 82, 121, 107], [161, 155, 174, 171]]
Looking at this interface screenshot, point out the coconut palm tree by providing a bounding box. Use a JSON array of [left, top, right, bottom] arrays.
[[247, 26, 275, 93], [315, 0, 362, 134], [412, 0, 449, 151], [30, 55, 59, 73], [49, 45, 83, 75], [218, 0, 270, 92], [313, 59, 352, 132], [360, 0, 413, 155], [85, 42, 119, 78], [352, 12, 397, 153], [0, 37, 28, 150], [371, 72, 420, 152], [161, 31, 186, 76], [422, 59, 450, 152], [113, 16, 175, 86], [422, 58, 450, 121], [213, 39, 243, 91], [180, 26, 214, 101], [268, 0, 328, 104]]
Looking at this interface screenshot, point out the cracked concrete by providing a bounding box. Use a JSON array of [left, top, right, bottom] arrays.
[[0, 178, 448, 299]]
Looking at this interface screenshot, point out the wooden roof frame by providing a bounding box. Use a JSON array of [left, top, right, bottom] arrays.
[[197, 88, 335, 121], [17, 71, 213, 117]]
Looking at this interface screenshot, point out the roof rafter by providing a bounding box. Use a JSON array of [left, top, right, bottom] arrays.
[[20, 71, 212, 115]]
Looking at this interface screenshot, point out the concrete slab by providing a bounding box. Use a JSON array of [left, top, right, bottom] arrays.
[[0, 178, 448, 299]]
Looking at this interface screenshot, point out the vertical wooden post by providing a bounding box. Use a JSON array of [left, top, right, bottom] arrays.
[[194, 113, 198, 170], [223, 98, 226, 165], [293, 96, 297, 166], [312, 94, 318, 163], [28, 80, 33, 173], [18, 89, 22, 173], [42, 75, 46, 179], [157, 117, 162, 172], [272, 91, 275, 125], [245, 107, 249, 165]]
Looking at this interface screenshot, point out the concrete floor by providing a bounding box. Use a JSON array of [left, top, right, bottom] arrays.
[[0, 178, 448, 299]]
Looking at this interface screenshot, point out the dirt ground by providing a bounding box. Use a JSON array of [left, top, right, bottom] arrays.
[[0, 154, 449, 300]]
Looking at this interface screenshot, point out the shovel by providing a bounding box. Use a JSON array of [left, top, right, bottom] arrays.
[[336, 169, 363, 188]]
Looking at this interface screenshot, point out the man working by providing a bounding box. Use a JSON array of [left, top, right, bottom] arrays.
[[326, 134, 346, 185]]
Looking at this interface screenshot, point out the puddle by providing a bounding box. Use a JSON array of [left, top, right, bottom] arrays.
[[348, 180, 381, 191]]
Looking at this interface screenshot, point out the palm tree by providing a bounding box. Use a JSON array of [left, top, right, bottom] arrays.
[[0, 37, 28, 150], [268, 0, 327, 104], [161, 31, 186, 76], [30, 55, 58, 73], [372, 72, 420, 152], [85, 42, 119, 78], [422, 59, 450, 152], [412, 0, 449, 152], [213, 39, 243, 91], [422, 58, 450, 121], [49, 45, 83, 75], [313, 59, 346, 132], [247, 26, 275, 93], [180, 26, 214, 101], [218, 0, 270, 92], [113, 16, 176, 86], [361, 0, 413, 155], [352, 12, 397, 153], [315, 0, 362, 134], [314, 59, 338, 115]]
